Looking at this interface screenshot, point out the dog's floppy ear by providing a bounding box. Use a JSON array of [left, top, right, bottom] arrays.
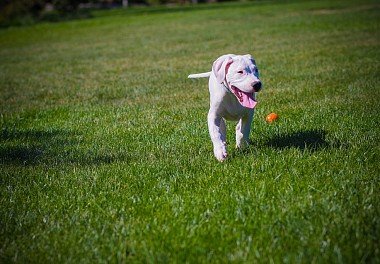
[[212, 55, 234, 83]]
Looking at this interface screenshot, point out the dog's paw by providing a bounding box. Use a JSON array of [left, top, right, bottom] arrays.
[[214, 145, 227, 162], [236, 139, 250, 149]]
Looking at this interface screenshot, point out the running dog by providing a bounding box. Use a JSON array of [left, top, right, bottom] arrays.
[[188, 54, 262, 162]]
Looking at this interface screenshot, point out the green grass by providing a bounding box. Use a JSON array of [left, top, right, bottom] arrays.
[[1, 0, 379, 262]]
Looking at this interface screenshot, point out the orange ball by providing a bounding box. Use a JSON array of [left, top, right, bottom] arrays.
[[266, 112, 279, 123]]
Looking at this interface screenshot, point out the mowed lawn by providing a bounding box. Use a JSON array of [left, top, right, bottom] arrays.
[[0, 0, 379, 262]]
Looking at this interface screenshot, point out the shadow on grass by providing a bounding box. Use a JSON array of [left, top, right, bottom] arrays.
[[265, 130, 334, 151], [1, 1, 268, 28], [40, 9, 93, 23], [0, 128, 129, 166]]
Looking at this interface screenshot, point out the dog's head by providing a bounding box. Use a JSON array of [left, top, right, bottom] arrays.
[[212, 54, 262, 108]]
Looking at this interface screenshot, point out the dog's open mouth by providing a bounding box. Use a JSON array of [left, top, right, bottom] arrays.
[[231, 86, 257, 109]]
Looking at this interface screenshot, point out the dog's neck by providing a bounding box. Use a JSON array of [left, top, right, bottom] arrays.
[[222, 80, 233, 94]]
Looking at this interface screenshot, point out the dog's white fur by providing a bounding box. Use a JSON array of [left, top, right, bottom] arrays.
[[188, 54, 262, 162]]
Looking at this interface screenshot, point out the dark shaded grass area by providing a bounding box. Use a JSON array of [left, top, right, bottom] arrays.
[[0, 126, 342, 167], [0, 128, 130, 166], [1, 1, 271, 28]]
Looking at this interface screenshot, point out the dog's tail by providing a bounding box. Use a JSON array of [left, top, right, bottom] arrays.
[[188, 72, 211, 79]]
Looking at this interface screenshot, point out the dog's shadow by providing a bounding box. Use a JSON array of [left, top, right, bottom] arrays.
[[231, 130, 336, 160], [264, 130, 332, 151]]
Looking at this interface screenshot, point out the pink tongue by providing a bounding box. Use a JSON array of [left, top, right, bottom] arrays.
[[232, 88, 257, 109]]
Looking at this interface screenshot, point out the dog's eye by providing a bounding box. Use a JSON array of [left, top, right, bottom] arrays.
[[237, 71, 244, 74]]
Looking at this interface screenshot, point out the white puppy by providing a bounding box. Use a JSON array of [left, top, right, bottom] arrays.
[[188, 54, 262, 162]]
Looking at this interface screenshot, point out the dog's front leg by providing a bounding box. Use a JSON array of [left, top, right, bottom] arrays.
[[208, 111, 227, 162], [236, 110, 254, 149]]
